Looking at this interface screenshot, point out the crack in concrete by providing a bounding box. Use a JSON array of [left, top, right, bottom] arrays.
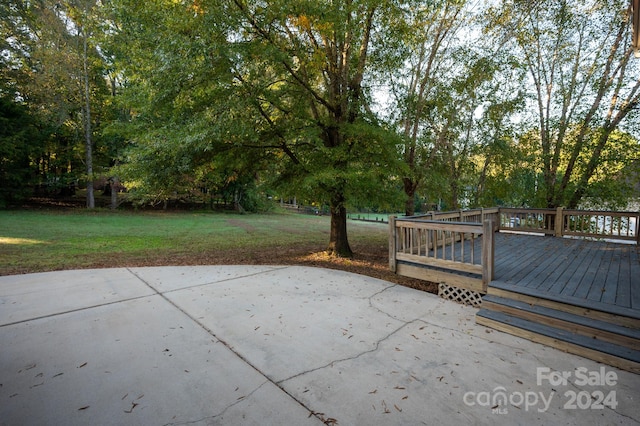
[[364, 285, 406, 322], [278, 318, 422, 385], [129, 267, 322, 424], [127, 266, 289, 295], [161, 380, 271, 426], [0, 269, 155, 328]]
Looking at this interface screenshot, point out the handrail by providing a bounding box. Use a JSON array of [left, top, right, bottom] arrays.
[[499, 207, 639, 243], [389, 216, 495, 293], [389, 206, 638, 294]]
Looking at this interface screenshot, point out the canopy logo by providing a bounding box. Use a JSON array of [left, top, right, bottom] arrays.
[[463, 366, 619, 415], [463, 387, 554, 414]]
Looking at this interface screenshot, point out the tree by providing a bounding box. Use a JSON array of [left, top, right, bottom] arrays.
[[388, 0, 469, 215], [487, 0, 640, 208], [1, 0, 111, 207], [230, 0, 408, 256], [0, 96, 43, 206], [109, 0, 404, 256]]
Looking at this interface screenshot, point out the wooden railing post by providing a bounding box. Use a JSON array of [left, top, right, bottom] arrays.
[[389, 216, 397, 272], [555, 206, 564, 237], [482, 218, 495, 291]]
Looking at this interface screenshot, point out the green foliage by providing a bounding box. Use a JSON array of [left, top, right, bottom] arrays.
[[2, 0, 639, 218], [484, 0, 640, 208], [0, 97, 43, 206], [1, 0, 114, 207]]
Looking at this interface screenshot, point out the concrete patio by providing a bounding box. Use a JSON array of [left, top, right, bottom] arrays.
[[1, 266, 638, 425]]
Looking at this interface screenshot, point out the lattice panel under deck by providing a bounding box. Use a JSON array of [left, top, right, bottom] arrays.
[[438, 283, 483, 307]]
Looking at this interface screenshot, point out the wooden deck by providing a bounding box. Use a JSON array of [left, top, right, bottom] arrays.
[[390, 208, 640, 372], [477, 233, 640, 373], [490, 233, 640, 317]]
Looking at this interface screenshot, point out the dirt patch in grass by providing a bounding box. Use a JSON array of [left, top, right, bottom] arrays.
[[225, 218, 257, 234]]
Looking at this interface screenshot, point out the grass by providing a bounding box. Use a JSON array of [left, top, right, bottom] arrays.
[[0, 210, 305, 271], [0, 209, 438, 291]]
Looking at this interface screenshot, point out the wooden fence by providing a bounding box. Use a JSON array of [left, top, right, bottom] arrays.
[[390, 207, 638, 294]]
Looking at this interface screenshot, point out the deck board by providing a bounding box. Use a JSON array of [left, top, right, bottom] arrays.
[[540, 240, 590, 292], [494, 235, 550, 282], [490, 233, 639, 316], [616, 249, 631, 308], [601, 246, 622, 305], [586, 244, 615, 303], [558, 242, 598, 299], [630, 248, 640, 310]]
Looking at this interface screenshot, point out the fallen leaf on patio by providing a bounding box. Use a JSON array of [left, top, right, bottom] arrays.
[[368, 389, 377, 394], [394, 404, 402, 412], [77, 362, 87, 368], [78, 406, 89, 411], [124, 402, 139, 413]]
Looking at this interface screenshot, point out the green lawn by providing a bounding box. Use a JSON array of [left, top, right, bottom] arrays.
[[0, 209, 389, 276]]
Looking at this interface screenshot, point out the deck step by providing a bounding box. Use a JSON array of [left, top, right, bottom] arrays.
[[487, 284, 640, 330], [476, 309, 640, 374], [481, 295, 640, 348]]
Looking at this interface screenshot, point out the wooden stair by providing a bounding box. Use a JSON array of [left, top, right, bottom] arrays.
[[476, 284, 640, 374]]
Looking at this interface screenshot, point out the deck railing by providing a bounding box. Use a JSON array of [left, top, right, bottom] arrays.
[[389, 215, 496, 294], [390, 207, 639, 293], [405, 207, 500, 225], [499, 207, 639, 243]]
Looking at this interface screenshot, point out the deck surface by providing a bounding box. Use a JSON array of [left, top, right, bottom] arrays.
[[490, 233, 640, 315]]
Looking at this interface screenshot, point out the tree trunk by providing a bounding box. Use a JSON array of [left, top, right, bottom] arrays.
[[403, 177, 417, 216], [327, 189, 353, 258], [82, 24, 94, 209], [110, 177, 118, 210]]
